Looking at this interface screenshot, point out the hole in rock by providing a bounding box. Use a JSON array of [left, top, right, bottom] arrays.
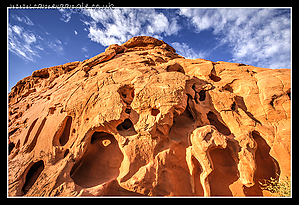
[[9, 127, 19, 136], [22, 160, 44, 195], [172, 108, 195, 127], [222, 84, 233, 93], [63, 149, 69, 158], [25, 117, 47, 153], [122, 119, 132, 130], [151, 108, 160, 116], [208, 147, 239, 196], [117, 119, 137, 136], [198, 90, 206, 101], [270, 98, 275, 108], [169, 108, 195, 142], [53, 116, 72, 146], [8, 142, 15, 155], [166, 63, 185, 74], [59, 116, 72, 146], [9, 140, 20, 157], [117, 119, 133, 130], [192, 84, 196, 90], [125, 108, 131, 114], [231, 102, 236, 111], [244, 131, 281, 196], [209, 73, 221, 82], [23, 118, 38, 146], [91, 132, 112, 144], [252, 131, 280, 181], [118, 85, 135, 105], [207, 111, 231, 136], [287, 89, 291, 99], [70, 132, 123, 188]]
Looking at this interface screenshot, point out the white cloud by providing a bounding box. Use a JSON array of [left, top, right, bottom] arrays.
[[81, 46, 88, 52], [47, 39, 63, 54], [11, 25, 23, 36], [81, 46, 89, 58], [179, 8, 290, 69], [59, 9, 76, 23], [12, 14, 34, 26], [74, 30, 78, 35], [81, 9, 181, 47], [8, 25, 40, 62], [8, 24, 65, 62], [171, 42, 208, 59]]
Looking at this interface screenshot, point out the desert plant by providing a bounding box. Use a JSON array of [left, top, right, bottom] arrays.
[[259, 174, 291, 197]]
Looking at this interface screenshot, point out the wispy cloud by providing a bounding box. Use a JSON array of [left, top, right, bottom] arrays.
[[8, 24, 40, 62], [81, 9, 181, 46], [81, 46, 89, 58], [179, 8, 291, 69], [58, 9, 76, 23], [47, 39, 64, 54], [77, 8, 290, 69], [8, 23, 65, 62], [12, 14, 34, 26], [171, 42, 208, 59]]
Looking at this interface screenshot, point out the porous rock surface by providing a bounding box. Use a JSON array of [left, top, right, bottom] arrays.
[[8, 36, 291, 197]]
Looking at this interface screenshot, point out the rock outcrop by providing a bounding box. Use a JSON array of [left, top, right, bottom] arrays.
[[8, 36, 291, 197]]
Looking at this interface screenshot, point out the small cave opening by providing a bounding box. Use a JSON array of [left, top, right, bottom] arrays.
[[8, 142, 15, 155], [117, 119, 137, 136], [287, 89, 291, 99], [90, 132, 113, 144], [25, 117, 47, 153], [231, 102, 236, 111], [22, 160, 44, 195], [209, 73, 221, 82], [52, 116, 72, 146], [70, 132, 123, 188], [63, 149, 69, 158], [121, 119, 133, 130], [208, 147, 239, 196], [151, 108, 160, 116], [23, 118, 39, 146], [9, 140, 20, 157], [118, 85, 135, 105], [222, 84, 233, 93], [125, 108, 131, 114], [169, 106, 195, 143], [243, 131, 281, 196], [198, 90, 206, 101], [9, 127, 19, 136], [166, 63, 185, 74], [251, 131, 280, 180], [59, 116, 72, 146]]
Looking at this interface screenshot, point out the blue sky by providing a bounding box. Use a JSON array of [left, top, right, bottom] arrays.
[[8, 8, 291, 91]]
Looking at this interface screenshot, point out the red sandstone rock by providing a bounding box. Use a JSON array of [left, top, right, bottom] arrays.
[[8, 36, 291, 197]]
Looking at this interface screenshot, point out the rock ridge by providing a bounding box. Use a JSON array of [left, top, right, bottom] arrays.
[[8, 36, 290, 197]]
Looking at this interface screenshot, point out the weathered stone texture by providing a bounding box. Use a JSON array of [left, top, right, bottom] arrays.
[[8, 36, 291, 197]]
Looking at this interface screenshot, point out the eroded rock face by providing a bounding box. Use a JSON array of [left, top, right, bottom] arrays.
[[8, 36, 291, 197]]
